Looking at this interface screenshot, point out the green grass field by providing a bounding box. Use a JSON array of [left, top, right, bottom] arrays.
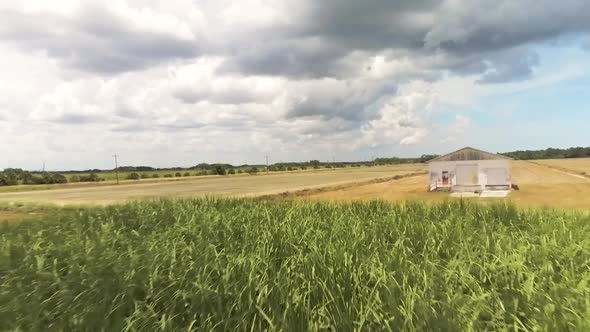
[[1, 198, 589, 331]]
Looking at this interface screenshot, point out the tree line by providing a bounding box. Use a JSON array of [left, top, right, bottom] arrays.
[[501, 147, 590, 160], [0, 169, 68, 186]]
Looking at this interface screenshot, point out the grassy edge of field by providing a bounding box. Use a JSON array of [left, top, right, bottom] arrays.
[[4, 189, 588, 225], [255, 171, 427, 200]]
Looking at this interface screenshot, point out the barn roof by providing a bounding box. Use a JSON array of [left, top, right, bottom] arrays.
[[426, 147, 513, 163]]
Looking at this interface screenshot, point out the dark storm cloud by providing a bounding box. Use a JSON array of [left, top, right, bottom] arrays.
[[218, 39, 352, 79], [0, 4, 199, 74], [428, 2, 590, 55], [219, 1, 437, 78], [223, 0, 590, 82], [298, 0, 436, 49], [285, 83, 396, 122]]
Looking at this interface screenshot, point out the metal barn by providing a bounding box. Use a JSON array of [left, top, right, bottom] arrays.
[[427, 147, 512, 193]]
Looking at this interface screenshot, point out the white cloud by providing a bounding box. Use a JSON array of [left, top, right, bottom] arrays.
[[1, 0, 590, 169], [360, 81, 438, 148]]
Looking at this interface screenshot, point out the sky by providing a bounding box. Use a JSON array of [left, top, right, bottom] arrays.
[[1, 0, 590, 170]]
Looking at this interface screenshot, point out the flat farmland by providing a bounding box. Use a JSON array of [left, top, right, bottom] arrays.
[[0, 165, 423, 205], [534, 158, 590, 175], [302, 161, 590, 211]]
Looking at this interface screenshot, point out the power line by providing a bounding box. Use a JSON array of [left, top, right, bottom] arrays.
[[113, 154, 120, 185]]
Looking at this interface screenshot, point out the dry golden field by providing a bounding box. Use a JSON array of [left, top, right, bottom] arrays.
[[534, 158, 590, 175], [0, 165, 422, 205], [1, 160, 589, 211], [302, 161, 590, 211]]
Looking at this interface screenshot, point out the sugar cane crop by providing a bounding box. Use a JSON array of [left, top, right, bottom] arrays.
[[1, 198, 589, 331]]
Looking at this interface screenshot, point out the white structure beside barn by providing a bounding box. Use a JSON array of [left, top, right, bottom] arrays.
[[427, 147, 512, 193]]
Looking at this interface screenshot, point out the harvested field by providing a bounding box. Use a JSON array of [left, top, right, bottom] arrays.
[[0, 165, 422, 205], [534, 158, 590, 176], [303, 161, 590, 211]]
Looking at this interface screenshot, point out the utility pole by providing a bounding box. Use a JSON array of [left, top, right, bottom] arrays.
[[265, 155, 269, 174], [113, 154, 119, 184]]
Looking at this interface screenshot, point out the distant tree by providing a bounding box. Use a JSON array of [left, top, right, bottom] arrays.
[[237, 169, 243, 174], [183, 172, 191, 177], [419, 154, 439, 163], [79, 173, 102, 182], [1, 169, 19, 186], [228, 169, 236, 175], [247, 167, 259, 175], [140, 173, 150, 179], [127, 173, 140, 180], [52, 174, 68, 184], [175, 172, 182, 177], [21, 172, 34, 184], [164, 174, 173, 178], [69, 175, 81, 183], [213, 165, 226, 175], [501, 146, 590, 160], [152, 174, 160, 178]]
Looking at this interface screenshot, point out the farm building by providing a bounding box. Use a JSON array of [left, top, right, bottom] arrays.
[[427, 147, 512, 193]]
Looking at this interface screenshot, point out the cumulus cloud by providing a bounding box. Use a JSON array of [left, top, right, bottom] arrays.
[[360, 81, 438, 148], [0, 1, 203, 73], [1, 0, 590, 168]]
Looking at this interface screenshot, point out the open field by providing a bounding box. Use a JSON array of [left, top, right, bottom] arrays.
[[0, 165, 423, 205], [1, 198, 589, 330], [0, 172, 251, 193], [534, 158, 590, 176], [3, 160, 590, 210], [302, 161, 590, 211], [58, 165, 377, 182], [0, 166, 385, 194]]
